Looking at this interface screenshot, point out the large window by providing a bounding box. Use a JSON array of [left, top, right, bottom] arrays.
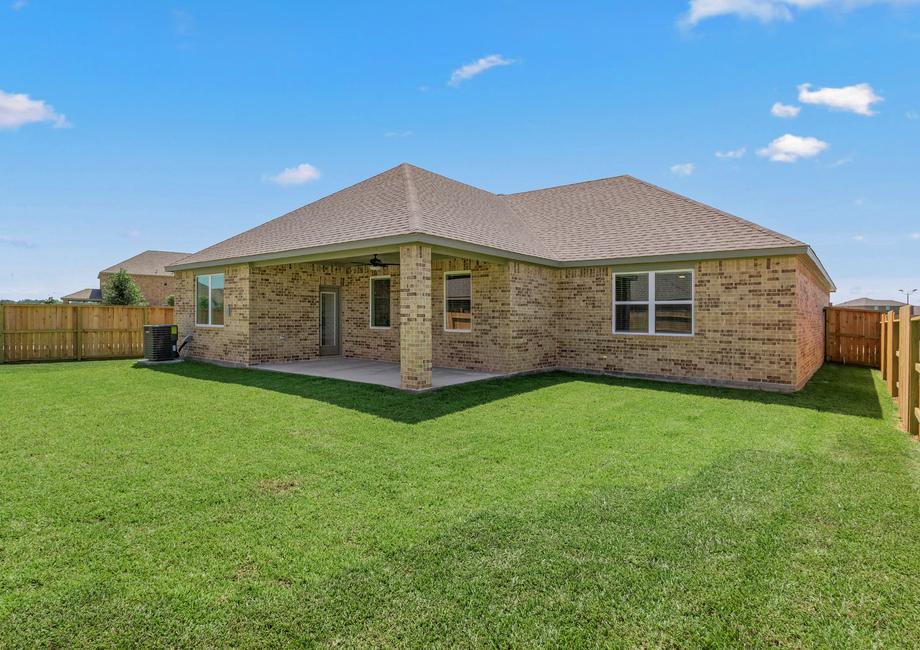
[[444, 271, 472, 332], [613, 270, 693, 335], [369, 276, 391, 328], [195, 273, 225, 326]]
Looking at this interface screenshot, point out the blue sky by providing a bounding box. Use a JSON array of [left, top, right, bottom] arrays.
[[1, 1, 918, 302]]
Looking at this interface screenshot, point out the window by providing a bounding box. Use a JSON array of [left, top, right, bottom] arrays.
[[613, 270, 693, 335], [444, 271, 472, 331], [370, 276, 391, 328], [195, 273, 224, 326]]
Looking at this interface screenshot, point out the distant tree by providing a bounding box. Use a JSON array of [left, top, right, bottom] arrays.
[[0, 298, 56, 305], [165, 294, 175, 307], [102, 269, 146, 305]]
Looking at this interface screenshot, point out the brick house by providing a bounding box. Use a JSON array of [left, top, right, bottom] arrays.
[[64, 250, 189, 306], [166, 163, 835, 392], [834, 297, 920, 316], [61, 288, 103, 305]]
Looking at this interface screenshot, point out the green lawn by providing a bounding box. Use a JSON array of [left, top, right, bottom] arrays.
[[2, 360, 919, 647]]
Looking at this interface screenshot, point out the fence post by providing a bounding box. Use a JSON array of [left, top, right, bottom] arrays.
[[898, 305, 919, 435], [880, 313, 887, 377], [0, 303, 5, 364], [74, 305, 83, 361], [889, 314, 900, 399]]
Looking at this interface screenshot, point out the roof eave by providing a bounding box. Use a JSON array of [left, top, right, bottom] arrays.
[[165, 234, 835, 291]]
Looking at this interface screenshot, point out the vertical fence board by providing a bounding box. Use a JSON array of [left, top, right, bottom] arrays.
[[825, 307, 881, 367], [897, 306, 919, 435], [0, 305, 174, 363], [878, 309, 920, 436], [891, 317, 900, 399]]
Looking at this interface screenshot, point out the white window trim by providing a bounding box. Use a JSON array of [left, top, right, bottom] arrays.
[[195, 273, 225, 328], [443, 270, 472, 333], [612, 269, 694, 336], [369, 275, 392, 330]]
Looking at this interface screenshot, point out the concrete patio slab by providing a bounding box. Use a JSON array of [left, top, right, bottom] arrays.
[[253, 357, 502, 390]]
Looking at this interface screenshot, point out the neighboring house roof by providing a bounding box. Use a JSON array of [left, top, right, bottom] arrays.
[[168, 163, 833, 289], [834, 297, 907, 308], [62, 288, 102, 302], [99, 250, 190, 277]]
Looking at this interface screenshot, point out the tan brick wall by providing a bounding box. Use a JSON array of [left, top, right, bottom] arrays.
[[794, 257, 830, 389], [99, 272, 176, 307], [399, 244, 433, 389], [508, 261, 557, 372], [249, 263, 347, 363], [431, 258, 510, 372], [555, 257, 801, 389], [173, 252, 828, 391], [175, 265, 252, 366], [343, 269, 400, 363]]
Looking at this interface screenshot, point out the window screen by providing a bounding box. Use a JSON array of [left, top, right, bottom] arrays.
[[445, 272, 472, 331], [370, 277, 390, 328]]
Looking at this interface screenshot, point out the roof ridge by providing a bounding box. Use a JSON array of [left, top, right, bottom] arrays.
[[499, 173, 631, 196], [621, 175, 804, 246], [402, 163, 500, 196], [402, 163, 422, 231]]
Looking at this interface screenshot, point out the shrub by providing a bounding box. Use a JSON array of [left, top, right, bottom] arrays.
[[165, 295, 175, 307], [102, 269, 146, 306]]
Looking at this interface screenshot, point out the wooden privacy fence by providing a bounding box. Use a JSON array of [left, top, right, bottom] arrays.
[[825, 307, 882, 367], [0, 304, 174, 363], [880, 306, 920, 436]]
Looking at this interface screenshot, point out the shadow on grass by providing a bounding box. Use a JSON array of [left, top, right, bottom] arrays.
[[136, 360, 885, 424]]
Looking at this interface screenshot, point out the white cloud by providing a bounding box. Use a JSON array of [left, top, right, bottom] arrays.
[[757, 133, 828, 162], [715, 146, 746, 159], [852, 234, 865, 241], [670, 162, 695, 176], [0, 90, 70, 129], [829, 154, 854, 167], [0, 235, 36, 249], [682, 0, 920, 26], [172, 9, 194, 36], [11, 0, 27, 10], [384, 130, 413, 138], [797, 82, 883, 116], [265, 163, 321, 186], [448, 54, 516, 86], [907, 110, 919, 120], [910, 232, 920, 240], [771, 102, 800, 118], [682, 0, 794, 26]]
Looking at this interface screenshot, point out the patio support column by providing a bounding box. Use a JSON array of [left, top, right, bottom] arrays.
[[399, 244, 432, 390]]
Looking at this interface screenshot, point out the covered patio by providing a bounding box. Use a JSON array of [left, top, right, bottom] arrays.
[[253, 356, 502, 390]]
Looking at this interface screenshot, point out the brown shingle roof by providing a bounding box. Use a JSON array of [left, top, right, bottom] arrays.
[[502, 175, 802, 261], [99, 250, 190, 277], [834, 298, 907, 308], [61, 288, 102, 302], [170, 163, 819, 274]]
